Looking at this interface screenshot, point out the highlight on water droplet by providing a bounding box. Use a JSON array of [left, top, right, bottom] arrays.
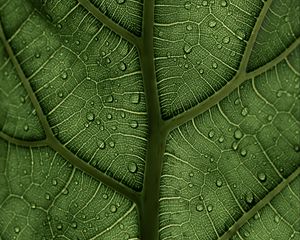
[[127, 162, 137, 173]]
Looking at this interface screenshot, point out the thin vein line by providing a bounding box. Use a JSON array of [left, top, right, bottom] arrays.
[[78, 0, 141, 48]]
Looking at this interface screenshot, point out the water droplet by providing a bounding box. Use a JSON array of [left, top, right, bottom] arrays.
[[62, 188, 69, 195], [56, 224, 63, 230], [196, 204, 204, 212], [209, 20, 217, 28], [294, 145, 300, 152], [184, 1, 192, 10], [86, 112, 95, 122], [71, 222, 77, 228], [108, 141, 115, 148], [128, 162, 137, 173], [274, 215, 280, 223], [241, 107, 248, 116], [52, 179, 58, 186], [240, 148, 247, 157], [208, 130, 215, 138], [116, 0, 126, 4], [245, 191, 254, 204], [216, 179, 223, 187], [257, 172, 266, 182], [106, 95, 114, 103], [199, 68, 204, 74], [35, 53, 40, 58], [130, 120, 139, 129], [57, 91, 63, 98], [98, 140, 106, 149], [234, 129, 243, 140], [232, 141, 238, 151], [14, 227, 20, 233], [45, 193, 50, 200], [130, 93, 140, 104], [183, 44, 192, 54], [110, 204, 117, 213], [220, 0, 228, 7], [20, 96, 25, 103], [23, 125, 29, 132], [202, 0, 208, 6], [61, 71, 68, 79], [207, 204, 213, 212], [106, 113, 112, 120], [75, 40, 80, 45], [186, 24, 193, 31], [103, 193, 108, 199], [31, 203, 36, 209], [212, 62, 218, 69], [222, 36, 230, 44], [119, 61, 127, 71], [218, 136, 224, 143]]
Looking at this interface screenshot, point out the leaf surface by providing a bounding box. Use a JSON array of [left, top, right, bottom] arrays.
[[0, 0, 299, 240]]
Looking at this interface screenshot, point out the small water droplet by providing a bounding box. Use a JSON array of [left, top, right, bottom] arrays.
[[241, 107, 248, 116], [119, 61, 127, 71], [222, 36, 230, 44], [220, 0, 228, 7], [45, 193, 50, 200], [184, 1, 192, 10], [212, 62, 218, 69], [186, 24, 193, 31], [218, 136, 224, 143], [14, 227, 20, 233], [86, 112, 95, 121], [208, 130, 215, 138], [61, 71, 68, 79], [274, 215, 280, 223], [71, 222, 77, 228], [110, 204, 117, 213], [31, 203, 36, 209], [75, 40, 80, 45], [23, 125, 29, 132], [129, 120, 139, 129], [216, 179, 223, 187], [106, 95, 114, 103], [183, 44, 193, 54], [107, 113, 112, 120], [52, 179, 57, 186], [202, 0, 208, 6], [56, 224, 63, 230], [196, 204, 204, 212], [257, 172, 266, 182], [207, 204, 213, 212], [245, 191, 254, 204], [240, 148, 247, 157], [209, 20, 217, 28], [294, 145, 300, 152], [98, 140, 106, 149], [130, 93, 140, 104], [234, 129, 243, 140], [232, 141, 238, 151], [103, 193, 108, 199], [62, 188, 69, 195], [236, 29, 246, 40], [128, 162, 137, 173]]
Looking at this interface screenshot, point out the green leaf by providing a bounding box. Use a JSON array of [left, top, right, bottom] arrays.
[[0, 0, 299, 240]]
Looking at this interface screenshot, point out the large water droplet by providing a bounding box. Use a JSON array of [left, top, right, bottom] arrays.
[[234, 129, 243, 140], [14, 227, 20, 233], [110, 204, 117, 213], [207, 204, 213, 212], [209, 20, 217, 28], [130, 120, 138, 129]]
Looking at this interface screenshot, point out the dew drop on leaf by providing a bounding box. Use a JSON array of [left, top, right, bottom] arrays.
[[212, 62, 218, 69], [23, 124, 29, 132], [274, 215, 280, 223], [222, 36, 230, 44], [109, 141, 115, 148], [45, 193, 50, 200], [106, 113, 112, 120], [216, 179, 223, 187], [61, 71, 68, 79], [241, 107, 248, 116], [128, 162, 138, 173], [119, 61, 127, 71], [183, 44, 192, 54], [202, 0, 208, 6], [71, 222, 77, 228], [257, 172, 266, 182], [232, 141, 238, 151], [106, 95, 114, 103], [207, 204, 213, 212], [209, 20, 217, 28], [52, 179, 58, 186], [184, 1, 192, 10], [110, 204, 117, 213], [240, 148, 247, 157], [130, 120, 139, 129], [56, 224, 63, 230], [86, 112, 95, 122], [130, 93, 141, 104], [62, 188, 69, 195], [220, 0, 228, 7], [14, 227, 20, 233], [98, 140, 106, 149], [234, 129, 243, 140], [208, 130, 215, 138], [196, 204, 204, 212], [186, 24, 193, 31], [102, 193, 108, 199], [245, 191, 254, 204]]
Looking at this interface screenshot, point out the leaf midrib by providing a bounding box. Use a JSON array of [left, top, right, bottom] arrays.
[[0, 1, 299, 240]]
